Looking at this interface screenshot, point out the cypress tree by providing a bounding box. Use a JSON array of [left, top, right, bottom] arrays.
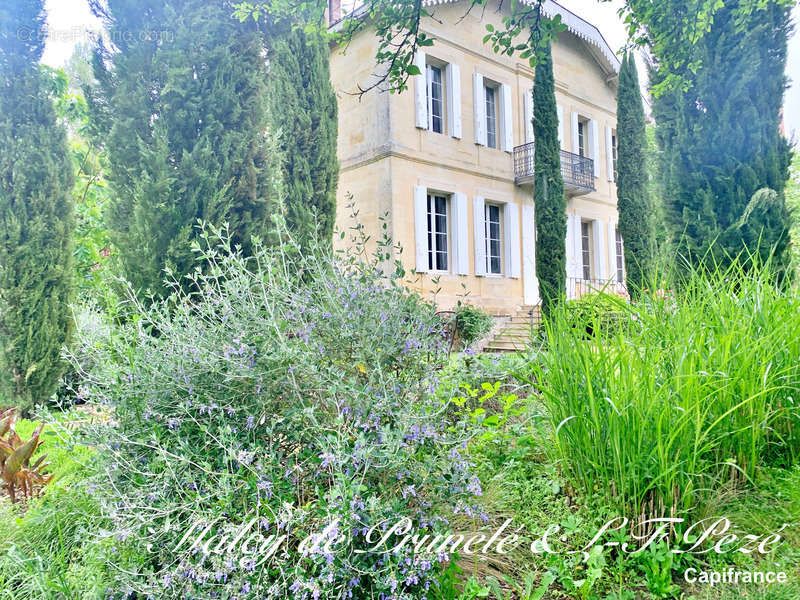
[[616, 53, 652, 296], [0, 1, 75, 411], [88, 0, 277, 299], [653, 1, 793, 274], [533, 40, 566, 319], [266, 26, 339, 249]]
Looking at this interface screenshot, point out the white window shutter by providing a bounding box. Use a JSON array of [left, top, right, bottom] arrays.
[[500, 83, 514, 152], [473, 74, 486, 146], [453, 193, 469, 275], [414, 51, 428, 129], [605, 125, 614, 182], [565, 214, 575, 298], [570, 111, 579, 154], [473, 196, 486, 276], [592, 219, 606, 280], [504, 203, 520, 278], [608, 222, 620, 282], [522, 203, 539, 305], [446, 63, 462, 139], [573, 215, 584, 279], [414, 186, 429, 272], [557, 105, 564, 148], [590, 119, 600, 177], [523, 89, 534, 144]]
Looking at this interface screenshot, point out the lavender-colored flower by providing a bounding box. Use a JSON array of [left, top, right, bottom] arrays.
[[318, 451, 335, 468]]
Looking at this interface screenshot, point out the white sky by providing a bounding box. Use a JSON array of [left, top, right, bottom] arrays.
[[42, 0, 800, 141]]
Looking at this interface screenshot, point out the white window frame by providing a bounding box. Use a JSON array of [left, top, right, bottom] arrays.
[[426, 62, 445, 134], [612, 131, 618, 181], [615, 228, 625, 283], [580, 220, 592, 280], [577, 119, 587, 157], [484, 203, 503, 275], [427, 193, 450, 273], [484, 83, 499, 149]]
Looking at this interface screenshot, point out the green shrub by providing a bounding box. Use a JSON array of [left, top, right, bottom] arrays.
[[565, 292, 627, 339], [77, 224, 484, 599], [519, 260, 800, 521], [455, 304, 494, 347]]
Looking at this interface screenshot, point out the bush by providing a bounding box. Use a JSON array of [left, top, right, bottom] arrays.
[[77, 224, 483, 599], [454, 304, 494, 347], [564, 292, 627, 339], [519, 260, 800, 521]]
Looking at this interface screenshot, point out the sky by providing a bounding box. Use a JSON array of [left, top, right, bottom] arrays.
[[42, 0, 800, 141]]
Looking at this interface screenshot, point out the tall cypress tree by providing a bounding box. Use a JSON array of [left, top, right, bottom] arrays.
[[653, 1, 792, 274], [616, 53, 652, 296], [533, 40, 566, 319], [266, 26, 338, 249], [0, 1, 75, 412], [88, 0, 277, 299]]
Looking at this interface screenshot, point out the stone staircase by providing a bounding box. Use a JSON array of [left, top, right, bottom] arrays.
[[483, 305, 541, 353]]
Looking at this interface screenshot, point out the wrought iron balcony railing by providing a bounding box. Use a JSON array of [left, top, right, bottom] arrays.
[[513, 142, 595, 193]]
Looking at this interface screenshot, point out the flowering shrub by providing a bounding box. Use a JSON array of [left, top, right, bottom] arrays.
[[77, 224, 483, 599]]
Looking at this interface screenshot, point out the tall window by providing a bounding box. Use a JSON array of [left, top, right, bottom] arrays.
[[485, 84, 498, 149], [427, 194, 449, 271], [485, 203, 502, 275], [615, 228, 624, 283], [581, 221, 592, 280], [612, 132, 618, 181], [427, 64, 444, 134], [577, 120, 587, 157]]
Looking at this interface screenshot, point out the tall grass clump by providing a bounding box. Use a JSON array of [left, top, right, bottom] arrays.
[[75, 223, 483, 599], [524, 259, 800, 521]]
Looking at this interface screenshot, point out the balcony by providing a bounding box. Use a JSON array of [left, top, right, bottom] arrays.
[[513, 142, 595, 196]]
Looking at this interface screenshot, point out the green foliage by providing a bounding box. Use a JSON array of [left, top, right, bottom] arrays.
[[485, 571, 554, 600], [519, 259, 800, 521], [455, 304, 493, 347], [787, 151, 800, 273], [76, 224, 483, 598], [44, 59, 116, 307], [532, 41, 566, 319], [0, 1, 75, 414], [0, 420, 107, 599], [88, 0, 278, 300], [616, 54, 653, 297], [565, 292, 627, 340], [653, 1, 793, 276], [266, 26, 339, 249]]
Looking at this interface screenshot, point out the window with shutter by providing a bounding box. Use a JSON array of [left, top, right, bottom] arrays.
[[427, 194, 449, 272], [484, 203, 502, 275], [485, 85, 498, 149], [577, 120, 587, 157], [426, 64, 444, 134]]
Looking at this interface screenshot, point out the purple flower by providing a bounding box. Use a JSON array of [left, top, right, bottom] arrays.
[[319, 452, 335, 468]]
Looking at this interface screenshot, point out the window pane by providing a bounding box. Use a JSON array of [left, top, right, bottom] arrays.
[[581, 222, 591, 280], [578, 121, 586, 157], [490, 255, 501, 274], [484, 203, 502, 274], [426, 194, 448, 271], [428, 65, 444, 134], [436, 250, 448, 271], [485, 86, 497, 149]]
